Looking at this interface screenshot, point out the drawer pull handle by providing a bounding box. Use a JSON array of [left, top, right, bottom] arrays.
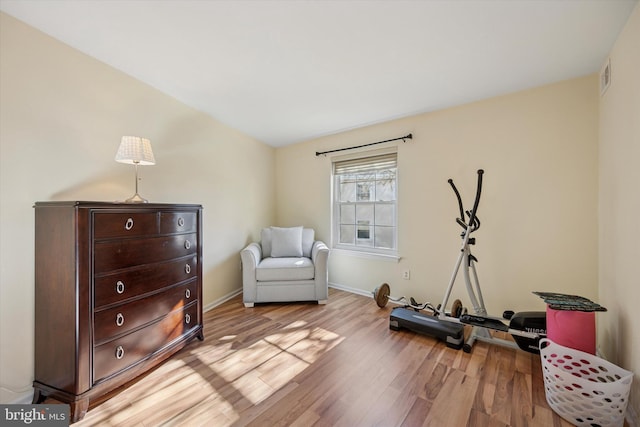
[[185, 264, 191, 274], [116, 281, 125, 294], [185, 289, 191, 299], [116, 313, 125, 327], [178, 217, 185, 227], [115, 346, 125, 360], [185, 314, 191, 324], [184, 240, 191, 250], [124, 218, 134, 231]]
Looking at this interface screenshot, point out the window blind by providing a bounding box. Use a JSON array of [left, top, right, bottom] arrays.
[[333, 153, 397, 175]]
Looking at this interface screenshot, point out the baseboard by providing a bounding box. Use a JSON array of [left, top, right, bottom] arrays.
[[213, 283, 377, 306], [203, 288, 243, 313], [1, 386, 33, 404], [328, 282, 374, 298], [329, 282, 408, 307]]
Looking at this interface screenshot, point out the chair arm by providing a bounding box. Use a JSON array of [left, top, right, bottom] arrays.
[[311, 240, 329, 265], [241, 242, 262, 306], [241, 242, 262, 267], [312, 241, 329, 300]]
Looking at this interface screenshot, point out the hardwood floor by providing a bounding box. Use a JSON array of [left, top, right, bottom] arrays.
[[65, 288, 577, 426]]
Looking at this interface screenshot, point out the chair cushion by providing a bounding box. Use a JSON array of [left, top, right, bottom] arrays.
[[261, 228, 273, 257], [271, 226, 303, 257], [256, 257, 315, 281], [301, 228, 314, 258], [262, 227, 315, 258]]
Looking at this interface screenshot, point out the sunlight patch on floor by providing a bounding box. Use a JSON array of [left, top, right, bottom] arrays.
[[92, 321, 346, 425], [212, 320, 344, 405]]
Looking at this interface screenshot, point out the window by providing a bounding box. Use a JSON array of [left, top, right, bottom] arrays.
[[333, 152, 397, 255]]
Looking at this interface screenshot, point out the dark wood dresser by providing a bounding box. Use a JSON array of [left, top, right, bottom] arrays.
[[32, 202, 204, 422]]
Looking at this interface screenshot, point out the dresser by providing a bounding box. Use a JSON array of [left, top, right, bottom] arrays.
[[32, 202, 204, 422]]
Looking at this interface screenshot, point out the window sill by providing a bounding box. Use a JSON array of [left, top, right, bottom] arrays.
[[331, 248, 400, 262]]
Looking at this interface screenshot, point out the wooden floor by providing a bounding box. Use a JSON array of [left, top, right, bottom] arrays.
[[66, 288, 576, 426]]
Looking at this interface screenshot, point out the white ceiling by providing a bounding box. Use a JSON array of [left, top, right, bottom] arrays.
[[1, 0, 637, 147]]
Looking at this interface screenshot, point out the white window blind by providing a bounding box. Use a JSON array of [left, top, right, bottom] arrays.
[[333, 153, 397, 175]]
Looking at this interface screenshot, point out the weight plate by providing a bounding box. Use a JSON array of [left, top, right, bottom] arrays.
[[452, 299, 463, 318], [374, 283, 391, 308]]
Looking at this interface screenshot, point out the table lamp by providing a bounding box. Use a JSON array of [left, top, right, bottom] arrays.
[[115, 136, 156, 203]]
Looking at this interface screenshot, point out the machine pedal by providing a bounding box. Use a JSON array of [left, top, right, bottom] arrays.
[[460, 314, 509, 332]]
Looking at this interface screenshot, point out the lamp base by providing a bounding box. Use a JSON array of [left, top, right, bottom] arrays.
[[123, 193, 149, 203]]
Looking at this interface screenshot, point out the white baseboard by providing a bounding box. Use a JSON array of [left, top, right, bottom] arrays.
[[1, 386, 33, 404], [329, 282, 408, 307], [210, 283, 390, 308], [203, 288, 243, 313], [210, 283, 383, 306], [328, 282, 374, 298]]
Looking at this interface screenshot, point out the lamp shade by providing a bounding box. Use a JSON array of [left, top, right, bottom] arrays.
[[115, 136, 156, 165]]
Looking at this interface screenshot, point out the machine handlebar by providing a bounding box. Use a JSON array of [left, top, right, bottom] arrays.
[[449, 169, 484, 232], [448, 178, 465, 223], [467, 169, 484, 231]]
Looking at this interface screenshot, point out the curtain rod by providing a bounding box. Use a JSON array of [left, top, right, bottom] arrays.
[[315, 133, 413, 157]]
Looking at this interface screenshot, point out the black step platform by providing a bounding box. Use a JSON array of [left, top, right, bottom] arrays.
[[390, 307, 464, 349]]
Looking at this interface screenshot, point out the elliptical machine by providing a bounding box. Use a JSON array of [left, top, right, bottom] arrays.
[[379, 169, 546, 354]]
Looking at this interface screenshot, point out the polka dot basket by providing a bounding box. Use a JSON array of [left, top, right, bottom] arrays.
[[539, 338, 633, 427]]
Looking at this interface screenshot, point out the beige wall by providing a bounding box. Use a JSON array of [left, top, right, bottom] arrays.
[[599, 3, 640, 420], [277, 75, 599, 318], [0, 13, 275, 403]]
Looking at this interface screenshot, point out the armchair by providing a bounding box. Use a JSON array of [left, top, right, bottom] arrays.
[[241, 227, 329, 307]]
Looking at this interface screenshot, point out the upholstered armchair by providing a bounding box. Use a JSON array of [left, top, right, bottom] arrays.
[[241, 227, 329, 307]]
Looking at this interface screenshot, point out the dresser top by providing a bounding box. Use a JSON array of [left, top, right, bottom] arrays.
[[34, 201, 203, 209]]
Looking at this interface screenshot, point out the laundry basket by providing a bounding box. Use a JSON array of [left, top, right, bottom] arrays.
[[540, 338, 633, 427]]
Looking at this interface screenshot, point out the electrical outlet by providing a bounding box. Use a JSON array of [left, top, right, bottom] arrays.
[[402, 270, 410, 280]]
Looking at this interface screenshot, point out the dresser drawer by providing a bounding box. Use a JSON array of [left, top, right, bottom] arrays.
[[93, 212, 158, 239], [94, 233, 197, 273], [160, 212, 197, 235], [94, 279, 199, 345], [94, 255, 197, 309], [93, 301, 199, 383]]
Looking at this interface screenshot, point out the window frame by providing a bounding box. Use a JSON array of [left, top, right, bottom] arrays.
[[331, 151, 398, 257]]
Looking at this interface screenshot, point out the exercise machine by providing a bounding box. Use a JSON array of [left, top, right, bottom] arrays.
[[375, 169, 546, 354]]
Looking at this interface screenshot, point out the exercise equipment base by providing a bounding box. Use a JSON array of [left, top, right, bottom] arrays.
[[389, 307, 464, 350]]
